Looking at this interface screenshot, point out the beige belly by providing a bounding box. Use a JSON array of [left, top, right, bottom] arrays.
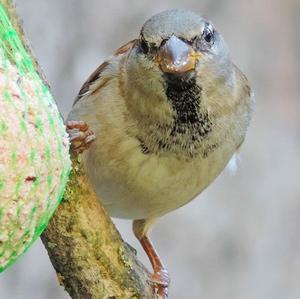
[[83, 137, 234, 220]]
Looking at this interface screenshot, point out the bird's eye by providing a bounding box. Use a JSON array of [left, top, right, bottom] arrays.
[[195, 24, 215, 51], [139, 37, 149, 54], [202, 25, 215, 45], [204, 31, 213, 43]]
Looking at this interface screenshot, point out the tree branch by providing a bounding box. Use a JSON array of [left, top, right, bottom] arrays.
[[2, 1, 153, 298], [41, 154, 152, 298]]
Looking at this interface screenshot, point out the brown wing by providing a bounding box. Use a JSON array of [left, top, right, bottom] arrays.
[[114, 39, 138, 55], [73, 39, 137, 105], [76, 61, 109, 102]]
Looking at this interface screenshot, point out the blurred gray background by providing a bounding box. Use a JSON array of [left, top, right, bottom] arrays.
[[1, 0, 300, 298]]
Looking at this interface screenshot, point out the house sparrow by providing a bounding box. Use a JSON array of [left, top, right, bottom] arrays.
[[67, 9, 254, 298]]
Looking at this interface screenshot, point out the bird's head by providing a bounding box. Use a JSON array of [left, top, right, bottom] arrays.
[[142, 10, 228, 71], [125, 9, 231, 95], [123, 10, 235, 158]]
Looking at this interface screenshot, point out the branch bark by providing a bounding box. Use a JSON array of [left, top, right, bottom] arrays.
[[2, 1, 153, 298], [41, 154, 152, 299]]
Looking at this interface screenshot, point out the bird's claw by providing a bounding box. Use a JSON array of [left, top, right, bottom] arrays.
[[66, 120, 96, 154], [148, 269, 170, 298]]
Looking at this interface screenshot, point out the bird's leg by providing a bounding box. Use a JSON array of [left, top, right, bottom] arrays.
[[140, 235, 170, 298], [66, 120, 96, 154], [133, 219, 170, 298]]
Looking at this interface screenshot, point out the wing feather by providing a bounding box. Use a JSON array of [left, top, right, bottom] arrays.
[[73, 39, 137, 105]]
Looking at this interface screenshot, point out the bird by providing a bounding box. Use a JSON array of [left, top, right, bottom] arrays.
[[67, 9, 254, 298]]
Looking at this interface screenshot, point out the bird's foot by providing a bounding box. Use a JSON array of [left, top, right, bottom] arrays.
[[66, 120, 96, 154], [149, 268, 170, 298]]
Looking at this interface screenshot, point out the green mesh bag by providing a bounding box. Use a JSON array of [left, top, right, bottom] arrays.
[[0, 4, 71, 272]]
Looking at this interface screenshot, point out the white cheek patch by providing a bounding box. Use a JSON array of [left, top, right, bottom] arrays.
[[226, 153, 240, 175]]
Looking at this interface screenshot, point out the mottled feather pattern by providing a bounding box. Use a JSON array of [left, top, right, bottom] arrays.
[[74, 40, 137, 105]]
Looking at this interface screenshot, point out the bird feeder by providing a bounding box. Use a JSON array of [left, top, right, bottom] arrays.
[[0, 4, 71, 272]]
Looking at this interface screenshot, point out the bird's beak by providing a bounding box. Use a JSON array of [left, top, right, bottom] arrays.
[[157, 35, 201, 74]]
